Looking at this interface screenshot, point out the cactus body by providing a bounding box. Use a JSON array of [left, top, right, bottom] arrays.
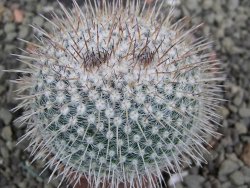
[[14, 0, 224, 187]]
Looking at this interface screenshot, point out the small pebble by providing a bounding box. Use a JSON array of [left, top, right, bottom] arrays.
[[0, 108, 12, 125], [32, 16, 44, 27], [233, 90, 244, 106], [220, 107, 230, 118], [184, 175, 205, 188], [222, 37, 234, 52], [229, 171, 245, 185], [4, 44, 16, 52], [4, 23, 15, 32], [0, 146, 9, 159], [203, 0, 213, 10], [241, 166, 250, 183], [239, 107, 250, 118], [18, 26, 30, 39], [4, 32, 17, 42], [238, 186, 248, 188], [1, 126, 13, 141], [235, 122, 248, 134], [228, 0, 239, 10], [221, 182, 231, 188], [186, 0, 199, 11], [218, 159, 239, 176]]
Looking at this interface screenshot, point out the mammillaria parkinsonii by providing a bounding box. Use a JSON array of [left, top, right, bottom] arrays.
[[13, 0, 224, 187]]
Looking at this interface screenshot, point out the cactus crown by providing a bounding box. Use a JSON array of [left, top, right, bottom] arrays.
[[13, 0, 224, 187]]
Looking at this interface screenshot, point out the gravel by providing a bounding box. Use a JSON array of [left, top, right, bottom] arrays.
[[0, 108, 12, 125], [235, 122, 248, 134], [4, 23, 15, 33], [218, 159, 240, 176], [183, 175, 205, 188], [32, 16, 44, 27], [241, 166, 250, 183], [4, 32, 17, 42], [1, 126, 12, 141], [0, 0, 250, 187], [0, 1, 64, 187], [18, 25, 30, 39], [239, 107, 250, 118], [229, 170, 245, 185], [228, 0, 239, 10], [233, 90, 244, 106], [202, 0, 213, 10]]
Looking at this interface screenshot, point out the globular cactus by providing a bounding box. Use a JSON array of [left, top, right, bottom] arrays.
[[13, 0, 224, 187]]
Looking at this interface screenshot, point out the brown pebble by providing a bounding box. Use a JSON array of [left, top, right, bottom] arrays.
[[13, 9, 24, 23], [241, 143, 250, 166]]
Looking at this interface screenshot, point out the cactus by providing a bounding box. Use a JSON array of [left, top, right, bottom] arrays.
[[13, 0, 224, 187]]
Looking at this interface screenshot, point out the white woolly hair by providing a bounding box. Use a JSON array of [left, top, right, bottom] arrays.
[[11, 0, 224, 187]]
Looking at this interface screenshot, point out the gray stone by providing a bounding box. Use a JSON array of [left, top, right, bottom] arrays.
[[1, 6, 13, 23], [0, 146, 9, 159], [203, 181, 211, 188], [228, 104, 238, 113], [238, 186, 248, 188], [219, 159, 239, 176], [229, 171, 245, 185], [173, 183, 183, 188], [4, 32, 17, 42], [1, 126, 13, 141], [240, 106, 250, 118], [4, 23, 15, 33], [18, 26, 30, 39], [186, 0, 199, 11], [212, 1, 223, 12], [32, 16, 44, 27], [4, 44, 16, 52], [203, 0, 213, 10], [233, 90, 244, 106], [229, 0, 239, 10], [221, 182, 231, 188], [0, 108, 12, 125], [239, 107, 250, 118], [215, 13, 224, 23], [222, 37, 234, 52], [235, 122, 248, 134], [220, 107, 230, 118], [226, 153, 244, 167], [241, 166, 250, 183], [17, 182, 28, 188], [216, 27, 225, 38], [184, 175, 205, 188], [6, 141, 13, 151]]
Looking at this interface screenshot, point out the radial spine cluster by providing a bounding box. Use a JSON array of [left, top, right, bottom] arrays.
[[13, 0, 224, 187]]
